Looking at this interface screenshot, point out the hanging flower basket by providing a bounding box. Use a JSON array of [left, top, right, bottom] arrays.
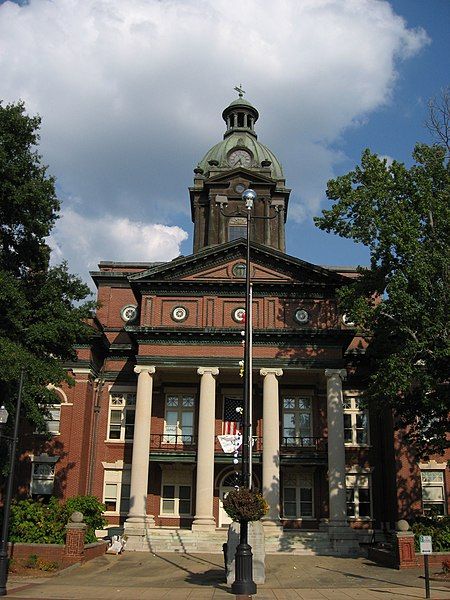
[[223, 487, 268, 522]]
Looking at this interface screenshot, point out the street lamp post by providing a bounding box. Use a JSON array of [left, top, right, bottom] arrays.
[[0, 369, 25, 597], [217, 190, 279, 598]]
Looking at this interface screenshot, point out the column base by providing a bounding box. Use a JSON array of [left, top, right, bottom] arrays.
[[191, 517, 216, 531], [123, 515, 155, 551], [261, 518, 283, 532]]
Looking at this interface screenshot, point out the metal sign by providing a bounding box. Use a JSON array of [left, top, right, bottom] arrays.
[[419, 535, 433, 554]]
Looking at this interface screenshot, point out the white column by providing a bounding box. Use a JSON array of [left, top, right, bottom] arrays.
[[192, 367, 219, 531], [125, 365, 155, 527], [260, 368, 283, 528], [325, 368, 347, 526]]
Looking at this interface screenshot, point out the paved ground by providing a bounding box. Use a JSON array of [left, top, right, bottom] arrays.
[[6, 553, 450, 599]]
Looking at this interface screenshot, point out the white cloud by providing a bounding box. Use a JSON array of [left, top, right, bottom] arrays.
[[48, 207, 188, 287], [0, 0, 430, 278]]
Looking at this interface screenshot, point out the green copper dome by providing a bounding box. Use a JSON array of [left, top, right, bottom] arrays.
[[197, 95, 284, 181]]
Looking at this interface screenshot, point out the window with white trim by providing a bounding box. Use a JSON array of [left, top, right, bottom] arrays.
[[343, 396, 369, 445], [421, 471, 447, 516], [45, 405, 61, 434], [160, 469, 192, 516], [107, 391, 136, 441], [103, 467, 131, 514], [346, 474, 372, 518], [282, 472, 314, 518], [30, 455, 58, 496], [282, 396, 312, 446], [164, 393, 195, 444]]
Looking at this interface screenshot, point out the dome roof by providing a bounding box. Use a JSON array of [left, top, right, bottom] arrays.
[[196, 94, 284, 181], [198, 133, 283, 180]]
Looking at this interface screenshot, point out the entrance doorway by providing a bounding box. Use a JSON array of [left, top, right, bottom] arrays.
[[218, 471, 240, 527]]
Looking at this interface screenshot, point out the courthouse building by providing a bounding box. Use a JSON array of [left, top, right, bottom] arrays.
[[21, 94, 449, 551]]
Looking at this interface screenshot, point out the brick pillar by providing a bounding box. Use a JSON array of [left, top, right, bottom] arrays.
[[394, 532, 418, 568], [65, 512, 86, 563]]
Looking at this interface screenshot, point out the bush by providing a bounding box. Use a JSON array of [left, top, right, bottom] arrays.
[[7, 497, 66, 544], [223, 488, 268, 522], [62, 495, 107, 543], [3, 495, 107, 545], [411, 515, 450, 552]]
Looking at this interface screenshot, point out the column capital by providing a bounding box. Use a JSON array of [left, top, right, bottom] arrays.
[[325, 368, 347, 380], [197, 367, 219, 377], [260, 368, 283, 378], [134, 365, 156, 375]]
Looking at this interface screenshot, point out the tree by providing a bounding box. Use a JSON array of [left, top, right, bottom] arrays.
[[0, 100, 94, 444], [314, 143, 449, 457]]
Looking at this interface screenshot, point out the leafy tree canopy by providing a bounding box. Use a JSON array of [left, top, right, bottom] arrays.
[[0, 100, 95, 438], [315, 143, 449, 457]]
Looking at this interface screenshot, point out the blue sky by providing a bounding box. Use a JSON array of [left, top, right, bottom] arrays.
[[0, 0, 448, 286]]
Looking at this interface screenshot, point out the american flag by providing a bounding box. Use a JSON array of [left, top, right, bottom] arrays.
[[223, 396, 243, 435]]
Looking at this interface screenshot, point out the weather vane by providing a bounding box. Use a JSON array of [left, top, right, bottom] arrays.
[[234, 84, 245, 98]]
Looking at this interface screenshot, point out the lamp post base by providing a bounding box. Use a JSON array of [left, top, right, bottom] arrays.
[[0, 550, 9, 596], [231, 520, 257, 597]]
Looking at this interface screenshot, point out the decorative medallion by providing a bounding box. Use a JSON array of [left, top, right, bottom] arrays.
[[120, 304, 138, 323], [294, 308, 309, 324], [235, 183, 246, 194], [232, 262, 247, 278], [171, 306, 189, 322], [342, 314, 355, 326], [233, 307, 246, 323]]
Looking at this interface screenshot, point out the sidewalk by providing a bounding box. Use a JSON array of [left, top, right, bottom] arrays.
[[6, 553, 450, 599]]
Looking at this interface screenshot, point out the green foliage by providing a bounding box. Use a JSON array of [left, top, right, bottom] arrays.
[[25, 554, 38, 569], [3, 495, 107, 544], [0, 100, 95, 455], [7, 497, 66, 544], [223, 488, 268, 522], [314, 143, 449, 456], [412, 515, 450, 552], [62, 495, 107, 543]]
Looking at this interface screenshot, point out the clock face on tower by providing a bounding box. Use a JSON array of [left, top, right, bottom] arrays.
[[228, 149, 252, 168]]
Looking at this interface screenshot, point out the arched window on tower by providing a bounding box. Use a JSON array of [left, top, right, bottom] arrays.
[[228, 217, 247, 241]]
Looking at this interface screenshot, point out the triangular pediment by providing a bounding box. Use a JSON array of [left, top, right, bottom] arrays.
[[206, 168, 277, 185], [129, 240, 347, 287]]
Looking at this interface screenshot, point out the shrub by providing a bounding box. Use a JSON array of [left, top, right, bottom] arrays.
[[62, 495, 107, 543], [7, 498, 66, 544], [4, 495, 107, 545], [223, 488, 268, 522], [25, 554, 38, 569], [411, 515, 450, 552]]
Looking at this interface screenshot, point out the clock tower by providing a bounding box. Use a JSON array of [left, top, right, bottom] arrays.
[[190, 91, 291, 253]]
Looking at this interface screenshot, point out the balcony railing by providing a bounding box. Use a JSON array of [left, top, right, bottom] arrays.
[[281, 436, 326, 452], [149, 433, 326, 453], [150, 433, 197, 451]]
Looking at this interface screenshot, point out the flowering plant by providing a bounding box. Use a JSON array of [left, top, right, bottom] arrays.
[[223, 487, 268, 522]]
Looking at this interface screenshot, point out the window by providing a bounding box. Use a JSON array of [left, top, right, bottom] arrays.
[[421, 471, 446, 516], [107, 391, 136, 441], [346, 474, 372, 518], [30, 455, 58, 496], [343, 395, 369, 445], [283, 472, 314, 518], [282, 397, 312, 446], [103, 467, 131, 514], [160, 468, 193, 516], [164, 393, 195, 444], [228, 217, 247, 241], [45, 405, 61, 434], [161, 485, 192, 515]]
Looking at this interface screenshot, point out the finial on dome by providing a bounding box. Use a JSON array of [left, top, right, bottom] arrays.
[[234, 84, 245, 98]]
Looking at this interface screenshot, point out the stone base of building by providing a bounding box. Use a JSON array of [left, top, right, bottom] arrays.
[[319, 520, 367, 556], [262, 518, 283, 532]]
